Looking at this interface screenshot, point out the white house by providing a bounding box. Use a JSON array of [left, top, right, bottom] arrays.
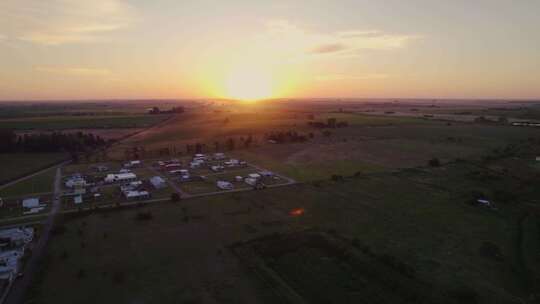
[[124, 190, 150, 200], [150, 176, 166, 189], [235, 176, 243, 182], [244, 178, 258, 186], [105, 173, 137, 183], [217, 181, 234, 190], [211, 165, 224, 172], [248, 173, 261, 180], [124, 160, 142, 168], [22, 198, 40, 209], [214, 153, 226, 160]]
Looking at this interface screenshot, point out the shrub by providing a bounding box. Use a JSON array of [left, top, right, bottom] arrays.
[[136, 211, 153, 221], [171, 193, 181, 202], [428, 158, 441, 167]]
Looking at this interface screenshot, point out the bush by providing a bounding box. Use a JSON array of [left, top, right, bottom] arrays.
[[170, 192, 181, 202], [331, 174, 344, 182], [428, 158, 441, 167], [136, 211, 153, 221]]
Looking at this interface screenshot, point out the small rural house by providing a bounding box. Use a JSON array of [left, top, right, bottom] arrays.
[[217, 181, 234, 190], [124, 160, 142, 168], [123, 190, 150, 200], [105, 173, 137, 183], [22, 198, 40, 209], [150, 176, 167, 189]]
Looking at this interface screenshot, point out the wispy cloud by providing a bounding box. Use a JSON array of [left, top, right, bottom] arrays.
[[35, 66, 112, 77], [0, 0, 135, 45], [315, 74, 390, 82], [260, 20, 421, 59]]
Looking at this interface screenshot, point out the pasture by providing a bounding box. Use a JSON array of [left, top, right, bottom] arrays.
[[28, 156, 539, 304], [0, 152, 66, 185]]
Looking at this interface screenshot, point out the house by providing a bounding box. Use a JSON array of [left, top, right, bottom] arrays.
[[124, 160, 142, 168], [104, 173, 137, 183], [23, 207, 45, 215], [179, 174, 191, 182], [74, 196, 83, 204], [477, 199, 492, 207], [0, 250, 23, 282], [123, 190, 150, 200], [214, 153, 226, 160], [150, 176, 166, 189], [259, 171, 274, 177], [244, 178, 258, 186], [119, 168, 132, 174], [65, 176, 87, 189], [211, 165, 224, 172], [0, 227, 34, 247], [248, 173, 261, 180], [536, 156, 540, 161], [22, 198, 39, 209], [120, 181, 143, 192], [235, 176, 243, 182], [95, 165, 108, 172], [216, 181, 234, 190]]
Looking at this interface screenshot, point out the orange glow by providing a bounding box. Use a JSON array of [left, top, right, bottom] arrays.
[[290, 208, 305, 216]]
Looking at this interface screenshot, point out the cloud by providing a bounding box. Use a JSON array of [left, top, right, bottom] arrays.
[[315, 74, 390, 82], [259, 20, 420, 59], [35, 66, 112, 77], [309, 43, 348, 54], [0, 0, 135, 45]]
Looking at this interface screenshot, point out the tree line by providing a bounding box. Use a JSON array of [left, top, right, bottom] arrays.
[[0, 129, 107, 153]]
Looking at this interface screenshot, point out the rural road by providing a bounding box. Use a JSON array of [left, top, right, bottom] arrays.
[[4, 166, 63, 304]]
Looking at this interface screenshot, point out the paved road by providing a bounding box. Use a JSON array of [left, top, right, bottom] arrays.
[[4, 166, 63, 304]]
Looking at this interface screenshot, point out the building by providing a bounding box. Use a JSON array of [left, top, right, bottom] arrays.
[[150, 176, 166, 189], [235, 176, 243, 182], [74, 196, 83, 204], [65, 176, 87, 189], [211, 165, 224, 172], [120, 180, 143, 192], [0, 227, 34, 247], [214, 153, 226, 160], [259, 171, 274, 177], [216, 181, 234, 190], [123, 190, 150, 200], [104, 173, 137, 183], [124, 160, 142, 168], [248, 173, 261, 180], [21, 198, 39, 209], [244, 178, 258, 186]]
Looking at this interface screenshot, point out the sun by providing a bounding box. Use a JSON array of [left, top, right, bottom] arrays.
[[224, 67, 273, 101]]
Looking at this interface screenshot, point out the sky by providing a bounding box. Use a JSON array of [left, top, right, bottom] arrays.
[[0, 0, 539, 100]]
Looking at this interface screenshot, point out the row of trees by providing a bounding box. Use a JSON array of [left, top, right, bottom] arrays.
[[0, 129, 107, 153], [266, 131, 309, 144], [148, 106, 184, 115], [308, 118, 349, 129]]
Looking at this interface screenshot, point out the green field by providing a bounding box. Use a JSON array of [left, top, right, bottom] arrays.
[[0, 115, 168, 130], [0, 153, 66, 184], [0, 168, 56, 198], [29, 155, 540, 303]]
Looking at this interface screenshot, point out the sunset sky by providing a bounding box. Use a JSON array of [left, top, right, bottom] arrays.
[[0, 0, 539, 100]]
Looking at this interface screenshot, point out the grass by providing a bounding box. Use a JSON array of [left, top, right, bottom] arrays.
[[0, 168, 56, 198], [30, 159, 537, 304], [0, 115, 168, 130], [0, 152, 66, 184]]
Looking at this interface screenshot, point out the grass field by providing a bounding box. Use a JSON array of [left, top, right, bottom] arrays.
[[0, 115, 168, 130], [0, 153, 66, 185], [29, 156, 540, 303], [0, 168, 56, 198]]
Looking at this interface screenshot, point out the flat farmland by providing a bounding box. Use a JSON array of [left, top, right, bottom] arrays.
[[29, 158, 537, 304], [0, 152, 66, 185], [0, 114, 168, 130]]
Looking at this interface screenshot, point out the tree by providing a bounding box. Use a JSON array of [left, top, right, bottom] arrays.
[[170, 193, 181, 202], [428, 158, 441, 167]]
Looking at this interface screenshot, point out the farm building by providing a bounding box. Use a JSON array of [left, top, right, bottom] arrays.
[[0, 227, 34, 247], [65, 176, 87, 189], [22, 198, 40, 209], [248, 173, 261, 180], [214, 153, 226, 160], [74, 196, 83, 204], [123, 190, 150, 200], [216, 181, 234, 190], [150, 176, 167, 189], [124, 160, 142, 168], [211, 165, 224, 172], [120, 180, 143, 192], [105, 173, 137, 183], [245, 178, 258, 186]]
